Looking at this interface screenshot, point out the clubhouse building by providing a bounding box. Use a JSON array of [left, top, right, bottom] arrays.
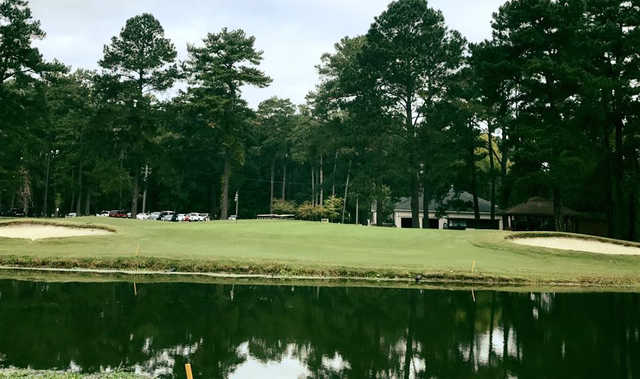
[[371, 189, 503, 230]]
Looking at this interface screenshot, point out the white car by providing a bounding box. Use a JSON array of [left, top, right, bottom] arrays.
[[66, 212, 77, 218], [160, 211, 175, 221], [148, 211, 162, 220], [185, 212, 208, 222], [136, 213, 149, 220], [96, 210, 109, 217], [176, 213, 186, 222]]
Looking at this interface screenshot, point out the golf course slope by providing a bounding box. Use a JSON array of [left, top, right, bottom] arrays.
[[0, 217, 639, 288]]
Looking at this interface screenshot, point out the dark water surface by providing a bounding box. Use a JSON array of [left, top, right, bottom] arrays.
[[0, 279, 638, 378]]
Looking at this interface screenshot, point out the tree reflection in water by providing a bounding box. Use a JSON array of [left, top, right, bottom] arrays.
[[0, 280, 638, 378]]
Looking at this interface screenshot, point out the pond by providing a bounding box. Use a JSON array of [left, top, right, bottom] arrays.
[[0, 279, 638, 378]]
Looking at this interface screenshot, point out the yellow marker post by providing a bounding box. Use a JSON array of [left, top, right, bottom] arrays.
[[471, 260, 476, 273], [185, 363, 194, 379], [135, 242, 140, 257]]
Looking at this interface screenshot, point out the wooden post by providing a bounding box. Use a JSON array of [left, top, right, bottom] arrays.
[[185, 363, 193, 379]]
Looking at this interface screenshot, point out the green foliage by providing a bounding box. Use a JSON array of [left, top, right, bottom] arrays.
[[99, 13, 178, 93], [323, 195, 343, 222], [296, 202, 324, 221], [294, 197, 343, 221], [271, 199, 296, 214], [0, 0, 48, 83]]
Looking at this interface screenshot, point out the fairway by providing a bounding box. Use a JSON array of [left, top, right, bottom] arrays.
[[1, 217, 640, 287]]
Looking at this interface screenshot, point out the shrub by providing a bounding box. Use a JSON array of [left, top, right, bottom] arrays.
[[296, 202, 328, 221], [323, 196, 343, 222], [272, 199, 296, 214]]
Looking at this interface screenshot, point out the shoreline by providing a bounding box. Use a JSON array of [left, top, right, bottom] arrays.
[[1, 263, 639, 292]]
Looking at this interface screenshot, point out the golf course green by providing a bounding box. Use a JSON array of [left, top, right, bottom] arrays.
[[0, 217, 639, 288]]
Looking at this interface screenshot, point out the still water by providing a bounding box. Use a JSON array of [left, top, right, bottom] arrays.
[[0, 279, 638, 378]]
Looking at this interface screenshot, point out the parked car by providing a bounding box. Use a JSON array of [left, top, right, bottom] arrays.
[[159, 211, 175, 221], [148, 211, 162, 221], [4, 208, 26, 217], [66, 212, 77, 218], [176, 213, 186, 222], [444, 219, 467, 230], [228, 215, 237, 221], [136, 213, 149, 220], [96, 210, 110, 217], [185, 212, 209, 222], [109, 210, 128, 218]]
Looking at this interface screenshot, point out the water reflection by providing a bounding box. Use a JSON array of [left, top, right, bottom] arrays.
[[0, 280, 638, 378]]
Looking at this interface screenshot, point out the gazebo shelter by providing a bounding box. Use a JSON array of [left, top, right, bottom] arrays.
[[504, 197, 581, 232]]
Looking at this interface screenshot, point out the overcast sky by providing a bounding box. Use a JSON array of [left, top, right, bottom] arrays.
[[29, 0, 506, 108]]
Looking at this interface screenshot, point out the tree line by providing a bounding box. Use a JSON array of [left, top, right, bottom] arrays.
[[1, 0, 639, 239]]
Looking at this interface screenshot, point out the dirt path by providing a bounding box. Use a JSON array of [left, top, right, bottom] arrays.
[[0, 224, 112, 240], [512, 237, 640, 255]]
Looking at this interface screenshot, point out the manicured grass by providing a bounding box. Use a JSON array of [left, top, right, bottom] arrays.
[[0, 217, 640, 287]]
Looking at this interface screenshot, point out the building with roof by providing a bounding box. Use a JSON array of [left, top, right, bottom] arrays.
[[371, 189, 502, 229], [504, 197, 607, 236]]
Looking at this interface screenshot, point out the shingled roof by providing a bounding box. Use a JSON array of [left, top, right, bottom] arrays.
[[391, 189, 494, 213], [504, 197, 580, 216]]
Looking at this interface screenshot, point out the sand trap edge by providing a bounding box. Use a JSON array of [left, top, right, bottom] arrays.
[[0, 220, 116, 234], [506, 232, 640, 255], [506, 232, 640, 248]]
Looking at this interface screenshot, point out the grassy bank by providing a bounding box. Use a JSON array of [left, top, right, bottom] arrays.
[[0, 368, 143, 378], [1, 217, 640, 287]]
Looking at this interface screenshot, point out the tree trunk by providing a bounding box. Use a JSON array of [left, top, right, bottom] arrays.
[[500, 125, 510, 229], [220, 155, 231, 220], [76, 168, 83, 216], [319, 154, 324, 206], [282, 159, 287, 200], [130, 169, 138, 218], [376, 193, 384, 226], [602, 123, 614, 237], [84, 190, 91, 216], [311, 166, 315, 206], [43, 149, 51, 217], [270, 158, 275, 214], [553, 186, 562, 232], [70, 168, 75, 214], [614, 116, 625, 239], [341, 160, 351, 224], [470, 147, 480, 224], [332, 151, 338, 197], [422, 175, 431, 229], [20, 168, 31, 217], [210, 181, 217, 219], [410, 172, 420, 228], [629, 151, 639, 241], [488, 122, 496, 221], [118, 150, 124, 209]]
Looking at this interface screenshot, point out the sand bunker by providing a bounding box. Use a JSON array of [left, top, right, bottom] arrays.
[[512, 237, 640, 255], [0, 224, 112, 240]]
